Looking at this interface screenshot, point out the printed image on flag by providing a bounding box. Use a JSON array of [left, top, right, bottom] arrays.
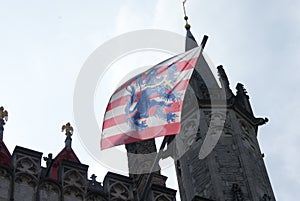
[[101, 47, 201, 150]]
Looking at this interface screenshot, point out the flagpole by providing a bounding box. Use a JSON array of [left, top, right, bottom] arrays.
[[138, 35, 208, 201], [139, 136, 169, 201]]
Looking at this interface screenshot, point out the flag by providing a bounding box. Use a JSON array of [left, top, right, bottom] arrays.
[[101, 47, 201, 150]]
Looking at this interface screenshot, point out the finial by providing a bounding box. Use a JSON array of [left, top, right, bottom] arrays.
[[182, 0, 191, 30], [236, 83, 249, 98], [91, 174, 97, 182], [62, 122, 73, 147], [217, 66, 231, 90], [0, 106, 8, 141], [90, 174, 98, 186]]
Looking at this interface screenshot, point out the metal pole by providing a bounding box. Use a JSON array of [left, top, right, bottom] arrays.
[[138, 35, 208, 201]]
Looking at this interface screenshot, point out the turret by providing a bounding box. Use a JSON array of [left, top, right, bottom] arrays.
[[174, 27, 275, 200]]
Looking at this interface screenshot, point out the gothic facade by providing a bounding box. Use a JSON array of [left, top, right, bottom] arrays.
[[173, 30, 275, 201], [0, 27, 275, 201]]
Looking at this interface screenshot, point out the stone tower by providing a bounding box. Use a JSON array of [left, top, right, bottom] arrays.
[[0, 26, 276, 201], [173, 28, 276, 201]]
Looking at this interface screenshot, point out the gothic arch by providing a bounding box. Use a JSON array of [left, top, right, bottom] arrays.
[[15, 172, 38, 186], [86, 192, 107, 201], [62, 169, 86, 201], [63, 186, 85, 200], [154, 194, 171, 201], [63, 169, 85, 187], [109, 182, 130, 201], [38, 179, 61, 201], [14, 172, 38, 201], [15, 156, 39, 179], [0, 166, 12, 179]]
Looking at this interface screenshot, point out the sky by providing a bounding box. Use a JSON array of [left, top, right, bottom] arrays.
[[1, 0, 300, 200]]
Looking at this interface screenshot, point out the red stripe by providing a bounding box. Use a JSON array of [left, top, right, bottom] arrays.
[[111, 58, 197, 96], [103, 101, 183, 129], [106, 79, 190, 112], [106, 95, 130, 111], [157, 57, 198, 76], [101, 122, 181, 150]]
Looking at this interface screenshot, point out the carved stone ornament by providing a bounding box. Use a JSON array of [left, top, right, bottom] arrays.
[[232, 183, 244, 201], [0, 168, 11, 179], [39, 182, 60, 194], [19, 160, 36, 174], [0, 106, 8, 122], [15, 172, 37, 187], [87, 194, 106, 201], [15, 156, 39, 179], [63, 170, 84, 188], [175, 111, 199, 158], [64, 188, 84, 201], [261, 194, 271, 201], [110, 182, 130, 201], [155, 194, 171, 201], [39, 181, 61, 200]]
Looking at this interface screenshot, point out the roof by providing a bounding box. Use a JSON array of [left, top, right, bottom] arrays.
[[50, 146, 80, 180], [0, 140, 11, 166]]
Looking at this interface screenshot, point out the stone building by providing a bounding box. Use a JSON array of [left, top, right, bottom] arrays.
[[0, 26, 275, 201], [174, 28, 275, 201]]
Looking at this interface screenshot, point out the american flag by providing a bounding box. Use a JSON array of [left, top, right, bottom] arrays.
[[101, 47, 201, 150]]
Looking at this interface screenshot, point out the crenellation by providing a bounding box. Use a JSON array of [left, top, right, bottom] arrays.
[[0, 137, 178, 200]]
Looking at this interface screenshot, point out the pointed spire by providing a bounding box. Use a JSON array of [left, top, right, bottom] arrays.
[[217, 65, 234, 99], [0, 106, 8, 141], [62, 122, 73, 148], [235, 83, 254, 115], [185, 29, 198, 51]]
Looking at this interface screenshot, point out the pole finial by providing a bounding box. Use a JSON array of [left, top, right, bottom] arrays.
[[182, 0, 191, 30], [62, 122, 73, 147], [0, 106, 8, 141], [0, 106, 8, 122]]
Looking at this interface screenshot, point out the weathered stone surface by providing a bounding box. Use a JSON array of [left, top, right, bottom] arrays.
[[0, 167, 11, 201], [175, 65, 275, 201]]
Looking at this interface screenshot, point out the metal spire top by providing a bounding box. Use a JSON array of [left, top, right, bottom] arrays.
[[0, 106, 8, 141], [182, 0, 191, 30], [62, 122, 73, 147]]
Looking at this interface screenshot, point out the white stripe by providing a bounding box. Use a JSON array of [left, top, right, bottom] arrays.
[[102, 112, 181, 138], [105, 105, 128, 120], [109, 68, 194, 103]]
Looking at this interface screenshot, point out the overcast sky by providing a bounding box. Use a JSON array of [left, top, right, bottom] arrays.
[[1, 0, 299, 200]]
